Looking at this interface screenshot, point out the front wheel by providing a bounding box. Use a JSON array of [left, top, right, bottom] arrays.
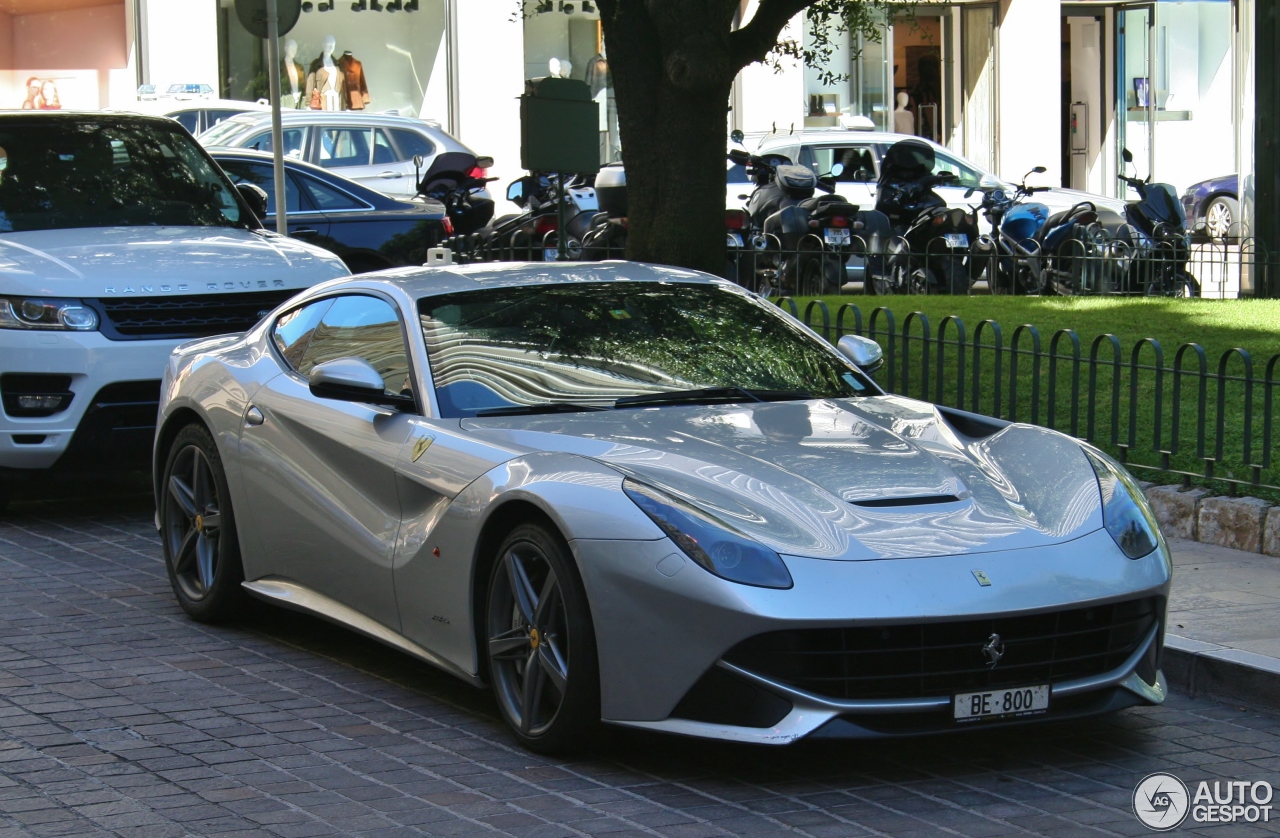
[[485, 523, 600, 754], [160, 424, 247, 623]]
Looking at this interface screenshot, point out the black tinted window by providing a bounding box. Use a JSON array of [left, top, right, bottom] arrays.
[[272, 299, 333, 372], [0, 118, 242, 231], [390, 129, 434, 160], [298, 174, 365, 211], [299, 295, 413, 397], [172, 111, 199, 133], [218, 160, 303, 214], [318, 128, 371, 168], [247, 128, 306, 158]]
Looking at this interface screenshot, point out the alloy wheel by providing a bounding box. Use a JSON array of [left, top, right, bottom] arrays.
[[163, 444, 224, 601], [487, 542, 571, 737], [1205, 200, 1233, 240]]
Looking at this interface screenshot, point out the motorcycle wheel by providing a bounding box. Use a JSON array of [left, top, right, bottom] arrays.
[[1175, 272, 1201, 298], [936, 259, 969, 295]]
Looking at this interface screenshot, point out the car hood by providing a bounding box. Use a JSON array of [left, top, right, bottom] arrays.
[[0, 226, 347, 297], [462, 395, 1105, 561]]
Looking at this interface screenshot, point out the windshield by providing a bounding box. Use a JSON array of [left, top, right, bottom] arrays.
[[419, 282, 869, 418], [0, 117, 244, 232], [199, 116, 257, 145]]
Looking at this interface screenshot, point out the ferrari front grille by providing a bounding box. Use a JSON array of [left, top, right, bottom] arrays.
[[87, 290, 298, 341], [724, 597, 1160, 701]]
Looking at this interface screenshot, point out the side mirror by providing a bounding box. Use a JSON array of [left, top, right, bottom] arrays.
[[1032, 165, 1047, 174], [506, 179, 524, 202], [1121, 148, 1133, 164], [836, 335, 883, 375], [309, 358, 412, 409], [730, 129, 745, 145], [475, 156, 494, 169], [854, 169, 872, 182], [235, 182, 269, 219], [830, 162, 845, 178], [413, 154, 425, 170]]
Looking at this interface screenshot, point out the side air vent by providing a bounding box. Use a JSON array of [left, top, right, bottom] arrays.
[[936, 405, 1007, 439], [851, 494, 965, 508]]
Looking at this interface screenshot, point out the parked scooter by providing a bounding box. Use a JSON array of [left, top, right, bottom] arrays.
[[874, 139, 978, 294], [1114, 147, 1200, 297], [414, 152, 497, 237], [472, 172, 597, 261]]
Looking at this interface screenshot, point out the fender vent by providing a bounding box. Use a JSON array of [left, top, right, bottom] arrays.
[[851, 494, 963, 508]]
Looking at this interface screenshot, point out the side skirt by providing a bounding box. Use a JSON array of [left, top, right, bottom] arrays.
[[242, 577, 484, 688]]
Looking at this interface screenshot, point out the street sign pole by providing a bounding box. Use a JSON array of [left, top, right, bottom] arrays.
[[264, 0, 287, 236]]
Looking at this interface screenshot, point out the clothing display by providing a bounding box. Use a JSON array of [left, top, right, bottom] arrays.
[[282, 59, 306, 108], [306, 60, 345, 111], [584, 53, 610, 97], [337, 52, 371, 110]]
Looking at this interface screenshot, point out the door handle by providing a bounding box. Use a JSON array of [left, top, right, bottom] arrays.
[[245, 406, 265, 426], [290, 229, 320, 239], [378, 172, 404, 178]]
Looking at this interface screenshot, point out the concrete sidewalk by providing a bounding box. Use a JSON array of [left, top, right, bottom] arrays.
[[1165, 537, 1280, 713]]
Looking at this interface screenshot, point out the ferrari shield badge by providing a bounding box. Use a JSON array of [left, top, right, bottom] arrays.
[[972, 569, 992, 587], [411, 434, 434, 462]]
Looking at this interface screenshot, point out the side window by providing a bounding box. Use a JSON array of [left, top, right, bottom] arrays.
[[172, 111, 199, 134], [299, 295, 413, 398], [372, 130, 397, 165], [809, 146, 877, 182], [318, 127, 372, 168], [389, 128, 434, 161], [219, 160, 303, 214], [933, 150, 982, 188], [248, 127, 306, 159], [272, 299, 334, 373], [298, 173, 366, 211], [206, 110, 243, 129]]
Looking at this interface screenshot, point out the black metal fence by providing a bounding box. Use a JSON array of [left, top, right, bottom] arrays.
[[438, 230, 1278, 300], [777, 297, 1280, 496]]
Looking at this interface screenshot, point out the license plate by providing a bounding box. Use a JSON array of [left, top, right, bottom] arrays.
[[953, 684, 1049, 722], [824, 228, 852, 246], [543, 247, 559, 262], [943, 233, 969, 248]]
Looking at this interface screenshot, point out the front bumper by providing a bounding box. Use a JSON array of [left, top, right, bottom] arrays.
[[573, 528, 1170, 744], [0, 328, 174, 471]]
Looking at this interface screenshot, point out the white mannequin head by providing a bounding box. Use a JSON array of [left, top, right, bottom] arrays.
[[549, 57, 561, 77], [323, 36, 336, 56], [896, 91, 909, 109], [284, 38, 297, 60]]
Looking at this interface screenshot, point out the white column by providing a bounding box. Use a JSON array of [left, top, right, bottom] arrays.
[[996, 0, 1060, 187], [139, 0, 219, 95], [735, 2, 805, 138]]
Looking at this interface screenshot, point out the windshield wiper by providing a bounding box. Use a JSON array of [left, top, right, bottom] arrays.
[[614, 387, 813, 408], [473, 402, 611, 417]]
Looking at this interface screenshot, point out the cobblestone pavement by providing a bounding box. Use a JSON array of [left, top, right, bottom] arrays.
[[1, 495, 1278, 838]]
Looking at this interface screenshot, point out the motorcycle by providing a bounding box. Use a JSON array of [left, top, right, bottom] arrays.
[[730, 147, 863, 295], [414, 151, 497, 237], [874, 139, 979, 295], [1114, 147, 1200, 297], [472, 172, 598, 262]]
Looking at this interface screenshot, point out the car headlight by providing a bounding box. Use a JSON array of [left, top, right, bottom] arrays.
[[1083, 448, 1161, 559], [0, 297, 99, 331], [622, 478, 793, 589]]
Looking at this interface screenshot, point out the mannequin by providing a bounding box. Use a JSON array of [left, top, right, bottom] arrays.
[[281, 39, 305, 109], [306, 36, 345, 111], [893, 91, 913, 135], [337, 50, 370, 110], [584, 46, 609, 97]]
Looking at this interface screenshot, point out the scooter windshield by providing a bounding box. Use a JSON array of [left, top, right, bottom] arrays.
[[1140, 183, 1186, 227]]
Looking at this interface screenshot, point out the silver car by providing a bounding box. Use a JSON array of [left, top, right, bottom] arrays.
[[153, 262, 1170, 753], [198, 111, 478, 198]]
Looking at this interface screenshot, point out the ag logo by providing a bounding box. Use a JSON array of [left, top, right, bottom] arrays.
[[1133, 772, 1190, 830]]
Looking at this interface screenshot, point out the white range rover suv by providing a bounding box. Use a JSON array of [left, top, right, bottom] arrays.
[[0, 112, 348, 500]]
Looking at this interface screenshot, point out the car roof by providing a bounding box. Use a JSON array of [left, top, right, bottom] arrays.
[[299, 261, 722, 303], [755, 130, 944, 151], [0, 110, 193, 129], [214, 110, 443, 129], [161, 99, 273, 114]]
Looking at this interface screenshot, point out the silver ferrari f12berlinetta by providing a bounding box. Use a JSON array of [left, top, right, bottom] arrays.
[[153, 261, 1170, 753]]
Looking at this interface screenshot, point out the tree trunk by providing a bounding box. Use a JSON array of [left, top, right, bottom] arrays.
[[600, 1, 737, 277]]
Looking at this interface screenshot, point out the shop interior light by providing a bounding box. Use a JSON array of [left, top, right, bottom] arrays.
[[581, 0, 595, 10], [560, 1, 575, 12], [535, 0, 553, 11]]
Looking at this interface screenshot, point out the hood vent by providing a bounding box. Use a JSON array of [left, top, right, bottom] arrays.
[[851, 494, 964, 508]]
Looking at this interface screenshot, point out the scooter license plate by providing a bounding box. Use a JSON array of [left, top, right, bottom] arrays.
[[944, 233, 969, 248], [824, 228, 852, 246]]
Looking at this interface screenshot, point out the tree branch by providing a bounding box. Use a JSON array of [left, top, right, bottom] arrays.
[[728, 0, 813, 73]]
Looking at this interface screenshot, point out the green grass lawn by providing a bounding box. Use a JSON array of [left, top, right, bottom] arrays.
[[782, 294, 1280, 497]]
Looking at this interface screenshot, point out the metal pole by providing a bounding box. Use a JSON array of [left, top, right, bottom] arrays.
[[445, 0, 460, 137], [557, 173, 567, 261], [265, 0, 287, 236]]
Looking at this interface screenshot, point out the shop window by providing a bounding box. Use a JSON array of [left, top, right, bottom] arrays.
[[319, 128, 372, 168]]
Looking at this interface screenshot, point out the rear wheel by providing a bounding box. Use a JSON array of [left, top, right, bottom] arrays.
[[485, 523, 599, 754], [160, 424, 246, 623]]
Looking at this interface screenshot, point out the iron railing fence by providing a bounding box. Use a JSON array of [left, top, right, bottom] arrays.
[[776, 297, 1280, 496], [438, 230, 1278, 300]]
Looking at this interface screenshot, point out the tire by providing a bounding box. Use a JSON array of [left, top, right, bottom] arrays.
[[159, 424, 247, 623], [485, 522, 600, 754], [1204, 196, 1238, 243]]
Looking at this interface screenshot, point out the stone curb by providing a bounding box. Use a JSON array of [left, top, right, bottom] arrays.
[[1143, 484, 1280, 558], [1163, 634, 1280, 715]]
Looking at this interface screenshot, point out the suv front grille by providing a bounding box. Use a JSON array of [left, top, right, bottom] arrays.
[[86, 290, 298, 340], [725, 598, 1159, 701]]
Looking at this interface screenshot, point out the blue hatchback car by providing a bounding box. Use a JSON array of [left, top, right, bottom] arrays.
[[1181, 174, 1239, 241]]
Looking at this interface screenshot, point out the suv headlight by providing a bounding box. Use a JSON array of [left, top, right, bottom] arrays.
[[0, 297, 99, 331], [623, 478, 793, 589], [1083, 448, 1161, 559]]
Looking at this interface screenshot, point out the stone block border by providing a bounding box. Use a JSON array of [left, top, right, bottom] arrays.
[[1142, 484, 1280, 558]]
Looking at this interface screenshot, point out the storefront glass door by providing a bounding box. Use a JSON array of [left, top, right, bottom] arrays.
[[1118, 5, 1154, 182]]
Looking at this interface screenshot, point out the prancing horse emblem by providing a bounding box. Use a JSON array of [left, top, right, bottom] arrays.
[[982, 633, 1005, 668], [411, 434, 434, 462]]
